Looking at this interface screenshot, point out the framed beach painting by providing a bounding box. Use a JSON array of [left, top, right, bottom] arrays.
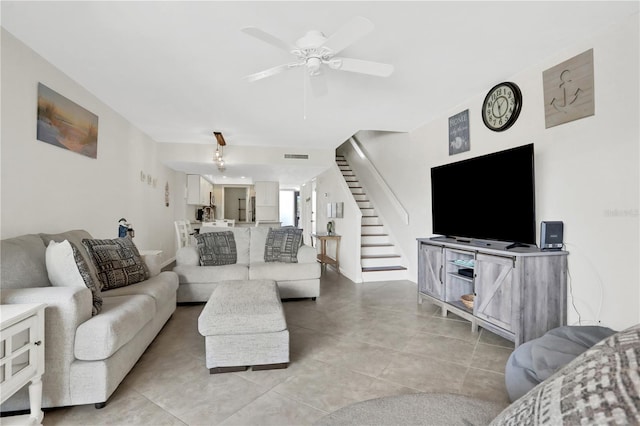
[[37, 83, 98, 158]]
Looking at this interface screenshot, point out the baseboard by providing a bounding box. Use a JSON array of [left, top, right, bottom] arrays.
[[161, 256, 176, 270]]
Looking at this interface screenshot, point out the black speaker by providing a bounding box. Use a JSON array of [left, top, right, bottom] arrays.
[[540, 221, 564, 250]]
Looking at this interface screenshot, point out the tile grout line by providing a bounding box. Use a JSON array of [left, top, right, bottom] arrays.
[[459, 329, 482, 393]]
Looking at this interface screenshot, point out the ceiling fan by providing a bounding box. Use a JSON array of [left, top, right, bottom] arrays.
[[241, 16, 394, 96]]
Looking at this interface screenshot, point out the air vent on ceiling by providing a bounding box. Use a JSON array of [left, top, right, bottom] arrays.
[[284, 154, 309, 159]]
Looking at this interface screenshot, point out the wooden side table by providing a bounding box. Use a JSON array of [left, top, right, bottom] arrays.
[[312, 233, 341, 274], [1, 303, 46, 426]]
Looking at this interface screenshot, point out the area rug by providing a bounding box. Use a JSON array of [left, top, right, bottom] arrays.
[[314, 393, 507, 426]]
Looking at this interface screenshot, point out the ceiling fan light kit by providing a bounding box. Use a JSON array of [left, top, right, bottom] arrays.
[[241, 16, 394, 96]]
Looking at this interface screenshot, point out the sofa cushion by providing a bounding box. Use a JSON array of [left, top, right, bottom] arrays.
[[82, 237, 150, 290], [491, 323, 640, 426], [505, 325, 616, 401], [249, 226, 270, 263], [196, 231, 237, 266], [264, 227, 303, 263], [173, 264, 249, 284], [176, 246, 200, 267], [45, 240, 103, 315], [198, 280, 286, 335], [0, 234, 50, 289], [200, 227, 250, 264], [250, 261, 321, 282], [100, 271, 178, 311], [74, 294, 155, 361], [40, 230, 101, 289], [296, 245, 318, 264]]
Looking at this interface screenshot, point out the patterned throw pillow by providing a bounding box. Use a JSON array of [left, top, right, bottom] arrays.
[[490, 323, 640, 425], [82, 237, 150, 290], [264, 227, 303, 263], [196, 231, 237, 266], [45, 239, 103, 315], [71, 244, 103, 315]]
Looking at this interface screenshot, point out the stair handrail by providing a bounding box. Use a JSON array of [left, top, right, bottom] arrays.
[[349, 136, 409, 225]]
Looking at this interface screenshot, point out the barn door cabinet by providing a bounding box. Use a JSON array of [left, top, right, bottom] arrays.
[[417, 237, 568, 346]]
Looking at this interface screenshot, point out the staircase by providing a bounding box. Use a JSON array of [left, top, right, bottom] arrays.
[[336, 155, 408, 282]]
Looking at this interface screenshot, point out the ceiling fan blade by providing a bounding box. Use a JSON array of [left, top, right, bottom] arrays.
[[307, 73, 329, 97], [332, 57, 394, 77], [244, 63, 296, 82], [241, 27, 296, 53], [322, 16, 374, 55]]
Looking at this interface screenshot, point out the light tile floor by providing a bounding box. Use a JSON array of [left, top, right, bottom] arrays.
[[42, 272, 514, 425]]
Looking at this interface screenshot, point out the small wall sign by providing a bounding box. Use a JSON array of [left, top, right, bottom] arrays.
[[543, 49, 595, 128], [448, 109, 470, 155]]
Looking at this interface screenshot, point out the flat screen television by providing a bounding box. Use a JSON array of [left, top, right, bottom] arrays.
[[431, 143, 536, 246]]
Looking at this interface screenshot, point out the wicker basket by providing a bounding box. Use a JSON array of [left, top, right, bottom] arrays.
[[461, 294, 475, 310]]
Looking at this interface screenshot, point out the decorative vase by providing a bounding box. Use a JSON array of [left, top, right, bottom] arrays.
[[327, 221, 333, 235]]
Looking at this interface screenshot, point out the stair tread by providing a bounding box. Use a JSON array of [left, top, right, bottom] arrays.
[[361, 224, 382, 226], [362, 266, 408, 272], [362, 254, 401, 259], [361, 243, 394, 247], [362, 233, 389, 236]]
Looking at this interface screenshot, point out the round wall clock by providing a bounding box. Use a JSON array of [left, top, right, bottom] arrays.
[[482, 82, 522, 132]]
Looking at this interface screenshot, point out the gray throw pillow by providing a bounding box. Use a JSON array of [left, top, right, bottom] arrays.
[[196, 231, 237, 266], [491, 323, 640, 425], [264, 227, 303, 263], [82, 237, 150, 290]]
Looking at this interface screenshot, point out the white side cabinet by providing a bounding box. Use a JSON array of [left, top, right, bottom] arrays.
[[1, 303, 46, 425]]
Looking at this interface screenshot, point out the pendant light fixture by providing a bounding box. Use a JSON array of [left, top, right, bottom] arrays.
[[213, 132, 226, 171]]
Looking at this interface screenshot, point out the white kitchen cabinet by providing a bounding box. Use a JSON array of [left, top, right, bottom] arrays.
[[187, 175, 212, 206], [254, 181, 279, 206], [254, 181, 279, 221]]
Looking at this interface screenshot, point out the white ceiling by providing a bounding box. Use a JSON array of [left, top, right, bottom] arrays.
[[2, 1, 638, 183]]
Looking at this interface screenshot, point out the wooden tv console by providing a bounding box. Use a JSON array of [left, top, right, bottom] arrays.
[[417, 237, 568, 347]]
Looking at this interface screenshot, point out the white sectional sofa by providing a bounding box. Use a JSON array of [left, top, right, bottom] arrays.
[[0, 230, 178, 411], [173, 226, 321, 302]]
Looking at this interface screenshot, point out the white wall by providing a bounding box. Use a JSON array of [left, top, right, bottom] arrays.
[[1, 29, 181, 265], [322, 15, 639, 330], [338, 135, 415, 271], [313, 166, 363, 283]]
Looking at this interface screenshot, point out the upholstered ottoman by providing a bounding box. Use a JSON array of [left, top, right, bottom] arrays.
[[197, 279, 289, 373]]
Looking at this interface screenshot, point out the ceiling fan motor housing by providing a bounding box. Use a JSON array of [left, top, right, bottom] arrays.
[[296, 30, 327, 49]]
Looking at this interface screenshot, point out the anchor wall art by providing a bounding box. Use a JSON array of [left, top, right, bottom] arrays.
[[543, 49, 595, 129]]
